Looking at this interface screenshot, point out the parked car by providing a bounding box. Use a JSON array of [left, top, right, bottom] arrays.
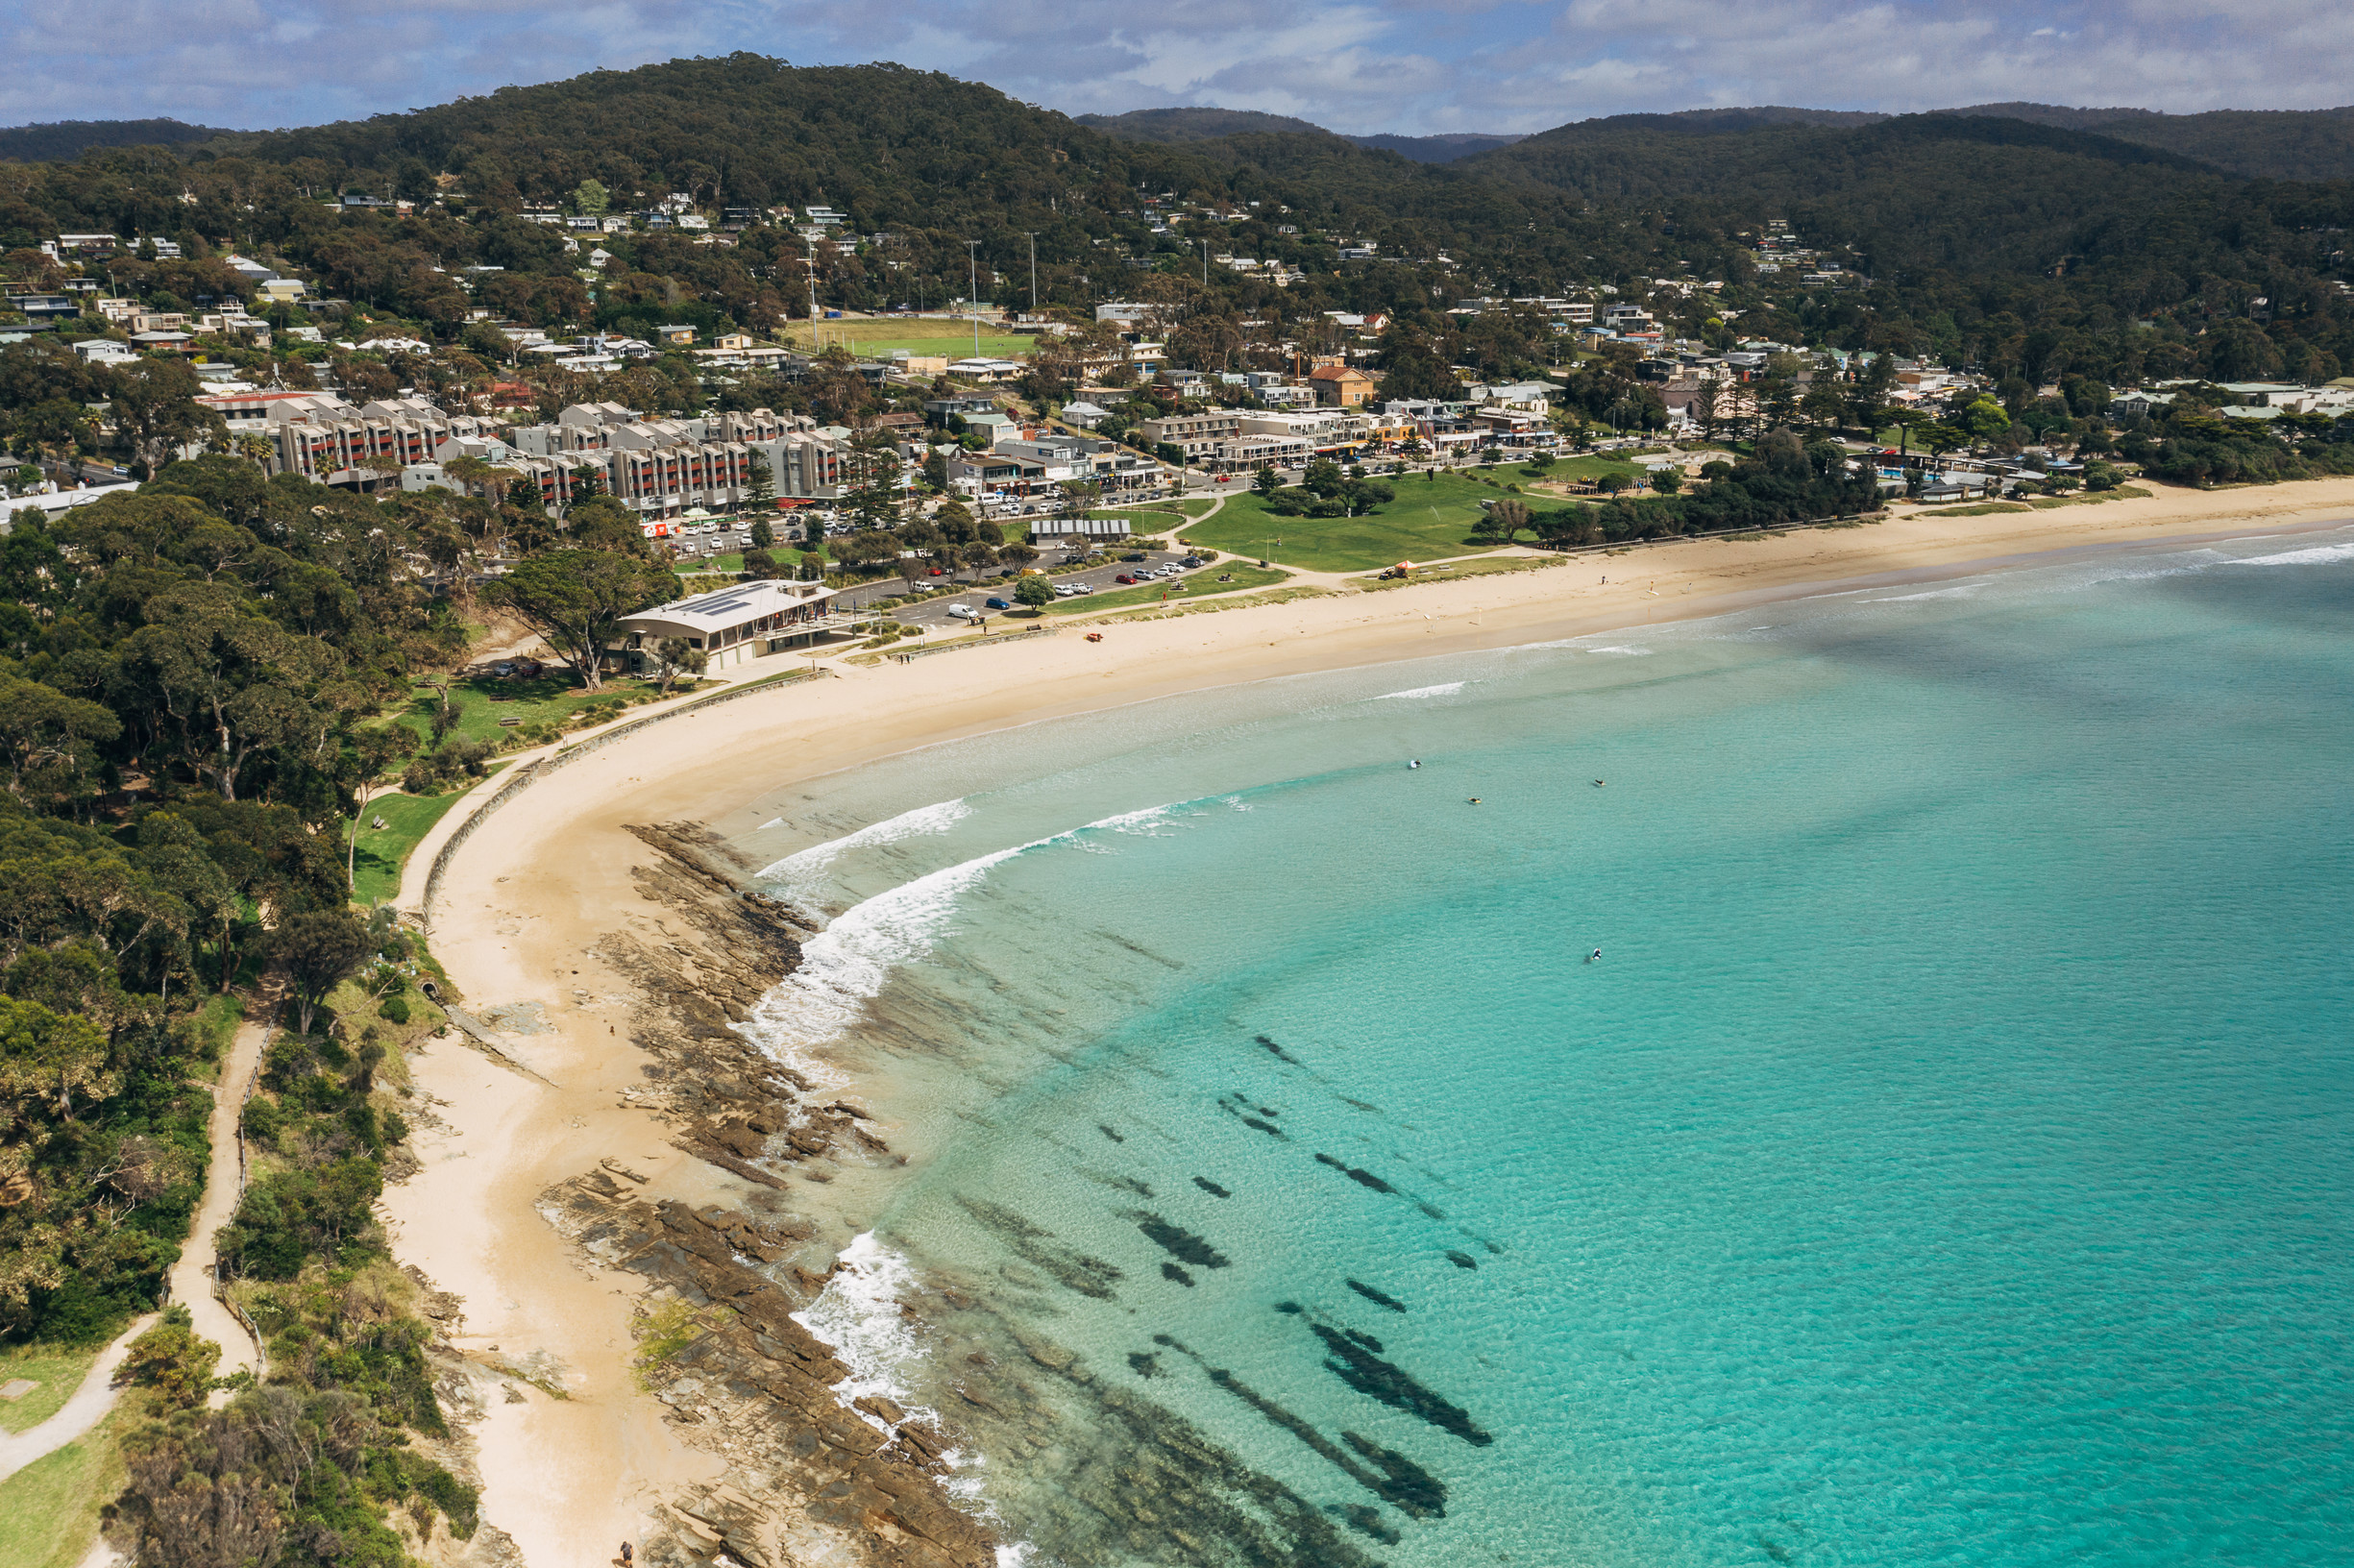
[[985, 597, 1011, 609], [946, 603, 979, 621], [1121, 551, 1146, 562], [1115, 574, 1138, 584]]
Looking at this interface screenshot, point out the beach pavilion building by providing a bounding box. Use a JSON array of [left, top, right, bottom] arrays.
[[613, 578, 855, 672]]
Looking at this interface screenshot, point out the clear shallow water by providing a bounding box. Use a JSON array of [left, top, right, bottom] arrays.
[[741, 529, 2354, 1568]]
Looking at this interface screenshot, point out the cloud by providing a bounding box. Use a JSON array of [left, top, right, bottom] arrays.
[[0, 0, 2343, 136]]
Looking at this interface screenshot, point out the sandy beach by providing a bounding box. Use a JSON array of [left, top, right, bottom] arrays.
[[384, 477, 2354, 1565]]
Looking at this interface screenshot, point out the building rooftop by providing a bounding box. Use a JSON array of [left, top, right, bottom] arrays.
[[621, 578, 840, 636]]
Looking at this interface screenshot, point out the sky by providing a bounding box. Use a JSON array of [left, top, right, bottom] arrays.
[[3, 0, 2349, 137]]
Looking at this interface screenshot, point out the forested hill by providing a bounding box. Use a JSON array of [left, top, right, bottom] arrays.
[[1932, 103, 2354, 182], [7, 55, 2354, 383], [1074, 108, 1335, 142], [0, 117, 225, 162]]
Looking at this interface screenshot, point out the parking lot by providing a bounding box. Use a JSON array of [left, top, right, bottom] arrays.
[[856, 546, 1218, 629]]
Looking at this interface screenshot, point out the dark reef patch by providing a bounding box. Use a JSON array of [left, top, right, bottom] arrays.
[[1347, 1280, 1408, 1313], [1446, 1250, 1479, 1270], [954, 1196, 1123, 1300], [1315, 1153, 1399, 1195], [1342, 1432, 1449, 1519], [1162, 1262, 1196, 1287], [1164, 1341, 1450, 1520], [1128, 1351, 1162, 1378], [1256, 1033, 1302, 1065], [1127, 1212, 1231, 1269], [1344, 1329, 1385, 1354], [1334, 1504, 1403, 1545], [1241, 1116, 1286, 1138], [1309, 1323, 1493, 1447], [1192, 1176, 1232, 1199], [1098, 1123, 1126, 1143]]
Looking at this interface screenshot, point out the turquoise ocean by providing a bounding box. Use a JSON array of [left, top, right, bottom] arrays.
[[732, 527, 2354, 1568]]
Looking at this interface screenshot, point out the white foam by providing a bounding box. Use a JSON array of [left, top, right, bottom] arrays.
[[2230, 541, 2354, 568], [737, 802, 1187, 1072], [1374, 680, 1465, 699], [792, 1233, 936, 1417], [1867, 582, 1985, 603], [759, 797, 973, 910], [1582, 645, 1653, 656], [738, 838, 1022, 1081]]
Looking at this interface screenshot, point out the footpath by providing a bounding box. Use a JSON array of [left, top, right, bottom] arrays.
[[0, 1315, 155, 1484], [166, 982, 281, 1403]]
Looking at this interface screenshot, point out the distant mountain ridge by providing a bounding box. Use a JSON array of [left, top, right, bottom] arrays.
[[1072, 108, 1523, 162], [1075, 99, 2354, 182], [0, 117, 226, 161]]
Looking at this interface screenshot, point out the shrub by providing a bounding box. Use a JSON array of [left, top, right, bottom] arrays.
[[379, 995, 410, 1025]]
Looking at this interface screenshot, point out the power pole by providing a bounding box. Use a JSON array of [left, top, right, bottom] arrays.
[[966, 240, 982, 359], [805, 235, 820, 350], [1022, 232, 1039, 313], [1200, 239, 1209, 287]]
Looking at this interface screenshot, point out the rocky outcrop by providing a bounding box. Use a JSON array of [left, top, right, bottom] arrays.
[[538, 821, 993, 1568], [542, 1175, 993, 1568]]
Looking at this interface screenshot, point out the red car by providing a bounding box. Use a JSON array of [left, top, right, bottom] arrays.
[[1115, 573, 1138, 584], [927, 567, 944, 576]]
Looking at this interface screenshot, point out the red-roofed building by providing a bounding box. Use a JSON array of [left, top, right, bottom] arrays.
[[1309, 363, 1377, 407]]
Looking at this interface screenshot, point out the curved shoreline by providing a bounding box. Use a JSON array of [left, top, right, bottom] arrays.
[[388, 481, 2354, 1565]]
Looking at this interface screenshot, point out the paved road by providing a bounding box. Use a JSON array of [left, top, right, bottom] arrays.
[[0, 1314, 156, 1483]]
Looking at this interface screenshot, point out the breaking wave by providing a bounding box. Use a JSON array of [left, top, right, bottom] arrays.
[[759, 797, 973, 913], [735, 801, 1189, 1074], [2230, 541, 2354, 568]]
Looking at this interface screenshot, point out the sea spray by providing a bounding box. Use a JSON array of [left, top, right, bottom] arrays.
[[1375, 681, 1467, 700]]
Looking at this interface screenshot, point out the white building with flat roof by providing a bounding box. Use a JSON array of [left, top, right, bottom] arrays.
[[613, 578, 852, 670]]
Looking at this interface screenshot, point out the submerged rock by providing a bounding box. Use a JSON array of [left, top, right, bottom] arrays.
[[1127, 1213, 1231, 1269], [1191, 1176, 1232, 1199], [1311, 1323, 1494, 1447], [1346, 1279, 1408, 1313], [1255, 1033, 1302, 1065]]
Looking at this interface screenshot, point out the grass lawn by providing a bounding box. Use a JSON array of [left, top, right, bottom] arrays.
[[1183, 473, 1538, 572], [0, 1415, 124, 1568], [391, 674, 665, 750], [1044, 565, 1289, 614], [779, 323, 1035, 360], [0, 1344, 100, 1434], [350, 783, 486, 906]]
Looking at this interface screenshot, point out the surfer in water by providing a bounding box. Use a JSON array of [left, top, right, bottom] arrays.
[[1586, 948, 1602, 963], [1410, 759, 1421, 769]]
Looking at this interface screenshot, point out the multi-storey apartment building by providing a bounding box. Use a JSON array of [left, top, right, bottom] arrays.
[[497, 404, 856, 516], [204, 393, 507, 482], [212, 392, 858, 519]]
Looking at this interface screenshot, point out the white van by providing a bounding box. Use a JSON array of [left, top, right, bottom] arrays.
[[946, 602, 980, 621]]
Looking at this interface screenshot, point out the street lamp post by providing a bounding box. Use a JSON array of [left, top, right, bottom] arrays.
[[1022, 232, 1039, 313]]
